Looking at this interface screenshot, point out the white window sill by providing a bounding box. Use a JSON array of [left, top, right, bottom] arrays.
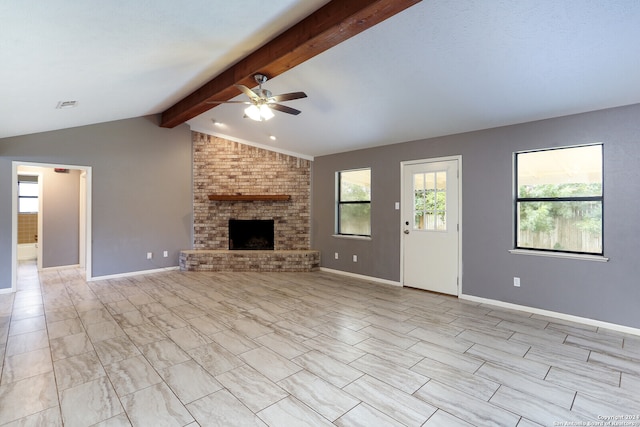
[[332, 234, 372, 241], [508, 249, 609, 262]]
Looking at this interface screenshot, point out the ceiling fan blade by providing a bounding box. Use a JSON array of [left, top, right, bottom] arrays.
[[268, 91, 307, 102], [235, 84, 260, 100], [269, 103, 302, 115]]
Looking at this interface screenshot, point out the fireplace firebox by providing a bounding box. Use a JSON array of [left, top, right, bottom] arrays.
[[229, 219, 274, 250]]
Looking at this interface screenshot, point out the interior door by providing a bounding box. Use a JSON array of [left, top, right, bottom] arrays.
[[402, 158, 460, 295]]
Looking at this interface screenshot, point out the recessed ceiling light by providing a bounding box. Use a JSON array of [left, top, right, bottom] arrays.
[[211, 119, 224, 127], [56, 101, 78, 109], [269, 135, 277, 141]]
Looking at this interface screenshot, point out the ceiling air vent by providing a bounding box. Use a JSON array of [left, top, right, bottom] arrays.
[[56, 101, 78, 109]]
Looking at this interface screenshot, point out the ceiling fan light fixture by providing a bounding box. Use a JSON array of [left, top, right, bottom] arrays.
[[244, 105, 262, 121], [244, 104, 274, 121], [260, 104, 274, 121], [210, 74, 305, 120]]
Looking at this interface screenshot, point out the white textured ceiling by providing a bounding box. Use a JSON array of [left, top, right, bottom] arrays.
[[2, 1, 640, 158]]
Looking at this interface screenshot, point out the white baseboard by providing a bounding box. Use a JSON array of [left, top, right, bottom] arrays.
[[89, 266, 179, 281], [41, 264, 81, 271], [319, 267, 402, 287], [460, 294, 640, 337]]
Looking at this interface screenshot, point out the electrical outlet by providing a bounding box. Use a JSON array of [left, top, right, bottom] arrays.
[[514, 277, 520, 287], [353, 255, 358, 262], [146, 252, 153, 260], [163, 250, 168, 258], [334, 252, 339, 259]]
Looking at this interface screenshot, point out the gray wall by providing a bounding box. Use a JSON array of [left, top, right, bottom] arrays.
[[313, 103, 640, 329], [42, 168, 80, 268], [0, 115, 192, 285]]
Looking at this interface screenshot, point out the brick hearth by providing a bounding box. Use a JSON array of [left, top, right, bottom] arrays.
[[179, 249, 320, 272]]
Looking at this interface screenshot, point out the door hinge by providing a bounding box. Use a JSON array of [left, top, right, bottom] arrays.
[[457, 224, 459, 232]]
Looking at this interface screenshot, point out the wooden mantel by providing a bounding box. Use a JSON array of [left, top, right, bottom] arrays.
[[208, 194, 291, 201]]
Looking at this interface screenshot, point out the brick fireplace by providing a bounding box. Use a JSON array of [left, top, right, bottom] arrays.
[[180, 133, 319, 271], [228, 219, 274, 250]]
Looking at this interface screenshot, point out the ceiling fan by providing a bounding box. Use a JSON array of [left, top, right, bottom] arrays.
[[207, 74, 307, 121]]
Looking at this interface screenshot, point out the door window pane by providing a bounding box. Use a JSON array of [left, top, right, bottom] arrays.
[[413, 171, 446, 231]]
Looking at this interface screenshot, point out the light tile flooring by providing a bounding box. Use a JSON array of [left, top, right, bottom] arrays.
[[1, 262, 639, 426]]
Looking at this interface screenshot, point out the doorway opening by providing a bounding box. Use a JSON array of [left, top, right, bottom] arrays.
[[16, 172, 40, 267], [11, 161, 92, 292]]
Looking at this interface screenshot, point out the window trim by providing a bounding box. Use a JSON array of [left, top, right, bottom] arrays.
[[513, 143, 604, 256], [508, 248, 608, 262], [336, 167, 372, 237]]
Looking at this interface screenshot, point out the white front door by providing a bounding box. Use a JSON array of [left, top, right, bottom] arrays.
[[402, 158, 460, 295]]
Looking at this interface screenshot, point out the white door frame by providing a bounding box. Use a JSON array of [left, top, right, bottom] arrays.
[[11, 161, 93, 292], [79, 171, 87, 269], [400, 155, 463, 295]]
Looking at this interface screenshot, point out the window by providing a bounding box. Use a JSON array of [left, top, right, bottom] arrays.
[[18, 180, 39, 213], [515, 144, 603, 255], [337, 168, 371, 236], [413, 170, 447, 231]]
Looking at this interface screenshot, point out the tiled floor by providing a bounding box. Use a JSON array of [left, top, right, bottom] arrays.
[[1, 262, 639, 426]]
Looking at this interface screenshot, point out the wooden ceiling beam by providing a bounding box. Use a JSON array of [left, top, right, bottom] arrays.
[[160, 0, 421, 128]]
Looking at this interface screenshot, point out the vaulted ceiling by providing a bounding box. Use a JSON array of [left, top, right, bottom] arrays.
[[2, 1, 640, 158]]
